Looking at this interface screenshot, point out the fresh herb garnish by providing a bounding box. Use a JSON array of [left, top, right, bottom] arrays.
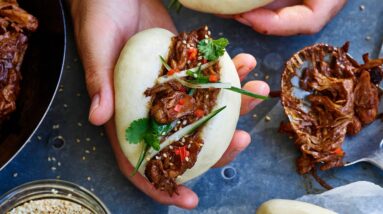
[[159, 55, 171, 71], [186, 65, 209, 83], [126, 118, 174, 175], [227, 86, 269, 100], [198, 38, 229, 61], [168, 0, 183, 13]]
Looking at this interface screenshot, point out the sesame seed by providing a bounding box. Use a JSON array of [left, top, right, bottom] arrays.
[[13, 172, 18, 177], [86, 137, 91, 142], [185, 157, 190, 162], [187, 60, 191, 64], [163, 153, 167, 158], [146, 157, 150, 161], [365, 36, 371, 41], [91, 188, 95, 192], [63, 104, 68, 108], [161, 132, 166, 136], [169, 163, 174, 166], [207, 31, 211, 35], [52, 157, 56, 162], [181, 138, 185, 143], [52, 124, 60, 129], [182, 120, 187, 125], [193, 74, 197, 78], [204, 26, 208, 31], [77, 122, 82, 127], [37, 136, 42, 140], [177, 120, 181, 124], [87, 176, 91, 181], [48, 157, 51, 162], [188, 144, 191, 149], [82, 156, 86, 160], [252, 114, 257, 118], [205, 95, 209, 99], [197, 62, 201, 66], [51, 166, 57, 171], [85, 150, 90, 154], [76, 139, 81, 143], [198, 56, 202, 60], [265, 116, 271, 122], [57, 162, 61, 166], [155, 156, 161, 160], [182, 40, 187, 44], [51, 189, 58, 194], [204, 35, 209, 39], [186, 44, 191, 48], [265, 75, 270, 80], [359, 4, 365, 11], [56, 175, 61, 179], [92, 146, 96, 151], [169, 145, 173, 149], [289, 136, 294, 140], [254, 72, 259, 77], [76, 92, 81, 96]]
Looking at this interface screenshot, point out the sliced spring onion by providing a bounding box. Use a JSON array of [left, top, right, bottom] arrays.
[[156, 60, 218, 84], [227, 87, 269, 100], [176, 78, 231, 89], [141, 106, 226, 168], [159, 55, 172, 71], [131, 143, 149, 176], [175, 79, 269, 100]]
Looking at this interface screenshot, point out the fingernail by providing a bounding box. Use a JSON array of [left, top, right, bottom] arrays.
[[236, 17, 252, 27], [89, 94, 100, 120]]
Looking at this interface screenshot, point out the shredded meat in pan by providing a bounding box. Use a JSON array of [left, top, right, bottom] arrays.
[[144, 26, 220, 195], [281, 43, 383, 175], [0, 0, 37, 121]]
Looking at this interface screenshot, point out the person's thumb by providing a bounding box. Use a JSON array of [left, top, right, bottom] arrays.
[[72, 9, 124, 126]]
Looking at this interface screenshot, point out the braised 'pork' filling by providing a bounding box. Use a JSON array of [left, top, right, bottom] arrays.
[[144, 26, 221, 195], [281, 43, 383, 175]]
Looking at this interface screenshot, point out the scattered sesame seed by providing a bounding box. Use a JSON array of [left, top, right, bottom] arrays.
[[207, 31, 211, 35], [197, 62, 201, 66], [265, 75, 270, 80], [182, 120, 187, 125], [161, 132, 166, 136], [52, 157, 56, 162], [77, 122, 82, 127], [82, 156, 86, 160], [188, 144, 191, 149], [48, 157, 51, 162], [169, 163, 174, 166], [254, 72, 259, 77], [13, 172, 18, 177], [57, 162, 61, 167], [92, 146, 96, 151], [155, 156, 161, 160], [177, 120, 181, 124], [76, 92, 81, 97], [56, 175, 61, 179], [289, 136, 294, 140], [37, 136, 42, 140], [100, 132, 104, 137], [91, 188, 95, 192], [52, 124, 60, 129], [146, 157, 150, 161], [51, 189, 58, 194], [193, 74, 197, 78], [181, 138, 185, 143], [359, 4, 365, 11], [252, 114, 257, 118], [205, 95, 209, 99], [87, 176, 91, 181], [63, 104, 68, 108], [182, 40, 187, 44], [169, 145, 173, 149], [204, 26, 208, 30], [265, 116, 271, 122], [85, 150, 90, 154], [187, 60, 191, 64], [218, 32, 223, 36], [185, 157, 190, 162], [51, 166, 57, 171], [86, 137, 91, 142], [163, 153, 168, 158], [186, 44, 190, 48], [67, 193, 72, 197], [365, 36, 371, 41], [204, 35, 209, 39], [76, 138, 81, 143]]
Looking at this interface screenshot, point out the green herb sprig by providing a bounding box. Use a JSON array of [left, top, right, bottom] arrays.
[[126, 119, 175, 175], [198, 38, 229, 61]]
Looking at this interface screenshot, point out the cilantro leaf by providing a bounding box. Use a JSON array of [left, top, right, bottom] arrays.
[[125, 118, 149, 144], [151, 119, 175, 136], [144, 132, 160, 151], [198, 38, 229, 61]]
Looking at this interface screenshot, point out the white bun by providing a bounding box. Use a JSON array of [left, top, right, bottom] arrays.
[[114, 28, 241, 183], [179, 0, 274, 15], [257, 199, 337, 214]]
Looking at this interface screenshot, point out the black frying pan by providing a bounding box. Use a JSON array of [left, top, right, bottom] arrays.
[[0, 0, 66, 169]]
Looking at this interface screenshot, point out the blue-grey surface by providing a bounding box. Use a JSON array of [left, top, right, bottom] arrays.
[[0, 1, 382, 213]]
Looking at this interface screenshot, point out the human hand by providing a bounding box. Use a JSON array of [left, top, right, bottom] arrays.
[[234, 0, 347, 36], [70, 0, 269, 209]]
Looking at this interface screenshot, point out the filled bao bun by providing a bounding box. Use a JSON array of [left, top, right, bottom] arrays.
[[179, 0, 274, 14], [114, 28, 241, 188]]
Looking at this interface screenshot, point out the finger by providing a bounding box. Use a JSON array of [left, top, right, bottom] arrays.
[[232, 53, 257, 81], [237, 0, 347, 35], [213, 130, 251, 168], [73, 10, 124, 126], [240, 81, 270, 115], [106, 121, 199, 209]]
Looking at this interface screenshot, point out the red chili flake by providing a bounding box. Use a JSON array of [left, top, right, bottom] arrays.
[[202, 58, 208, 64], [333, 148, 344, 156], [174, 104, 182, 112], [209, 75, 218, 82], [167, 68, 179, 76], [187, 48, 198, 61], [174, 146, 189, 162], [194, 109, 204, 117], [178, 98, 186, 105]]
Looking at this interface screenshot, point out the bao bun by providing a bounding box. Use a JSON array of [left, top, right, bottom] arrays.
[[179, 0, 274, 15], [114, 28, 241, 183]]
